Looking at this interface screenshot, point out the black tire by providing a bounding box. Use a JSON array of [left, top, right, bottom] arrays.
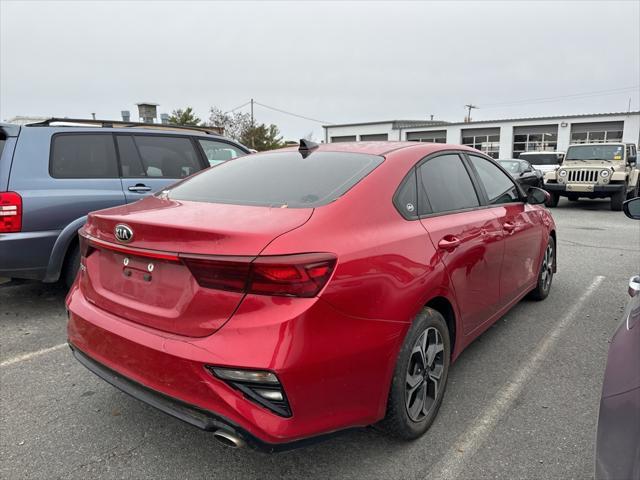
[[62, 243, 80, 289], [378, 308, 450, 440], [611, 190, 625, 211], [529, 236, 555, 301], [567, 194, 579, 201], [545, 192, 559, 208]]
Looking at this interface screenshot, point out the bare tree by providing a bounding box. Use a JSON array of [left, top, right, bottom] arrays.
[[207, 107, 251, 141]]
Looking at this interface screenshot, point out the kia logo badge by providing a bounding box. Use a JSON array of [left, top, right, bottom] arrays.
[[114, 224, 133, 243]]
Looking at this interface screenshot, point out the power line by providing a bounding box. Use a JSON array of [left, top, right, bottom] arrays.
[[481, 85, 639, 108], [253, 101, 333, 125], [224, 101, 251, 114]]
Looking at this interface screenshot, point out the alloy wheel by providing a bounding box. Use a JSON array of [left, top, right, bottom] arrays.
[[405, 327, 444, 422], [540, 242, 554, 292]]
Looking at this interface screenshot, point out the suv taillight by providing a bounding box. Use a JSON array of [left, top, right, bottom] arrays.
[[0, 192, 22, 233], [182, 253, 337, 298]]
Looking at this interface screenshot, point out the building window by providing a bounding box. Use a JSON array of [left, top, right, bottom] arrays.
[[461, 128, 500, 158], [360, 133, 388, 141], [570, 121, 624, 144], [330, 135, 356, 143], [406, 130, 447, 143]]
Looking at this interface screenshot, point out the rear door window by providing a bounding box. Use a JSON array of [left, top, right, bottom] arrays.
[[467, 155, 520, 205], [168, 151, 384, 208], [50, 134, 118, 178], [198, 139, 246, 167], [116, 135, 146, 177], [417, 154, 480, 214], [129, 135, 202, 178]]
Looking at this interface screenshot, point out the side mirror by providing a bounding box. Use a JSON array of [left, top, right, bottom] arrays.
[[526, 187, 549, 205], [623, 197, 640, 220]]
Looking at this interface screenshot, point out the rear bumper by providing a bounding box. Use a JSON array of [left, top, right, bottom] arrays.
[[69, 344, 347, 452], [543, 183, 626, 195], [0, 230, 58, 281], [66, 282, 406, 446]]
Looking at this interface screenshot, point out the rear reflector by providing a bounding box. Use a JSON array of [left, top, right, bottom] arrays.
[[0, 192, 22, 233]]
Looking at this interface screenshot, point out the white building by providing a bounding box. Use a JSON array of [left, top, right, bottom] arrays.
[[323, 111, 640, 159]]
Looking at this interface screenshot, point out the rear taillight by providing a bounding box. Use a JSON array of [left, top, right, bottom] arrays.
[[182, 253, 337, 298], [0, 192, 22, 233], [78, 231, 336, 298]]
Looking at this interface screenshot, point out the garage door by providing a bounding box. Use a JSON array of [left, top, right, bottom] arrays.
[[360, 134, 388, 141], [461, 128, 500, 158], [570, 122, 623, 144], [513, 124, 558, 158], [406, 130, 447, 143], [331, 135, 357, 143]]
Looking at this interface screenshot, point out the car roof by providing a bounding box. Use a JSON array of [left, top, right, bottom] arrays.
[[280, 141, 478, 156], [20, 117, 246, 143]]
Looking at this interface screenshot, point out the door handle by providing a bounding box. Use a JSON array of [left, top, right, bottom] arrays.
[[438, 236, 461, 251], [503, 222, 516, 233], [128, 184, 152, 193]]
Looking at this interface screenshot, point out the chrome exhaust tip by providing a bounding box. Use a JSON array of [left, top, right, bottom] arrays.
[[213, 429, 246, 449]]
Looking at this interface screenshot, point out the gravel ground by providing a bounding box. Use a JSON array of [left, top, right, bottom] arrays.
[[1, 198, 639, 480]]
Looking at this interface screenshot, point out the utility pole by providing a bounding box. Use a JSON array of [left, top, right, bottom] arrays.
[[91, 112, 96, 120], [464, 104, 478, 123], [250, 98, 255, 149]]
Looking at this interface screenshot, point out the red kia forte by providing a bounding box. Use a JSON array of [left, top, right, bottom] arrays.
[[67, 141, 556, 450]]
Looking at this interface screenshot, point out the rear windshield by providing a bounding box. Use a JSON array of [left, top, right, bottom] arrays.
[[167, 150, 384, 208], [566, 144, 624, 161], [518, 153, 560, 165]]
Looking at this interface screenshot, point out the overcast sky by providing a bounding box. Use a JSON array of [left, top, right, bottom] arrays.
[[1, 0, 639, 140]]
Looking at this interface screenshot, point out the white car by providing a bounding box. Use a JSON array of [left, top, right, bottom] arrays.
[[518, 151, 565, 174]]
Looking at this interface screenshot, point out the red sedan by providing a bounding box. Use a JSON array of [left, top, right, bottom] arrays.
[[67, 141, 556, 450]]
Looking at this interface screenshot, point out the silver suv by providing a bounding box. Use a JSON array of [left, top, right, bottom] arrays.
[[543, 142, 639, 210], [0, 118, 248, 287]]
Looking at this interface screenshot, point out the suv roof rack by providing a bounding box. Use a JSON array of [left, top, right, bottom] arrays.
[[26, 117, 224, 136]]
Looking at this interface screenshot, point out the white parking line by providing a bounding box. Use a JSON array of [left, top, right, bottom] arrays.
[[0, 343, 68, 367], [428, 275, 606, 480]]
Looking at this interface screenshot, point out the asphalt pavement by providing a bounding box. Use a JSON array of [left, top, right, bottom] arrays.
[[1, 198, 639, 480]]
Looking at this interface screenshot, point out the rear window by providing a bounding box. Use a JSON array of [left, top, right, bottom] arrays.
[[168, 151, 384, 208], [50, 134, 118, 178], [518, 153, 561, 165]]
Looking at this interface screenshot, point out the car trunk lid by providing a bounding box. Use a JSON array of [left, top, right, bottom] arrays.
[[79, 196, 313, 337]]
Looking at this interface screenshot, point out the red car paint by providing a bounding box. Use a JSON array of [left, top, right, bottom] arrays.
[[67, 142, 555, 447]]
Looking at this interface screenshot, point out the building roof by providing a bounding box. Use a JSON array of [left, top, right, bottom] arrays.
[[323, 119, 448, 129], [324, 111, 640, 130]]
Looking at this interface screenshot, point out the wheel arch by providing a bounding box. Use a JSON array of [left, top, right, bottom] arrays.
[[425, 296, 457, 360], [43, 215, 87, 282]]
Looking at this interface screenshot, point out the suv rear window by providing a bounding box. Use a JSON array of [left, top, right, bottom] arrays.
[[168, 151, 384, 208], [50, 134, 118, 178]]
